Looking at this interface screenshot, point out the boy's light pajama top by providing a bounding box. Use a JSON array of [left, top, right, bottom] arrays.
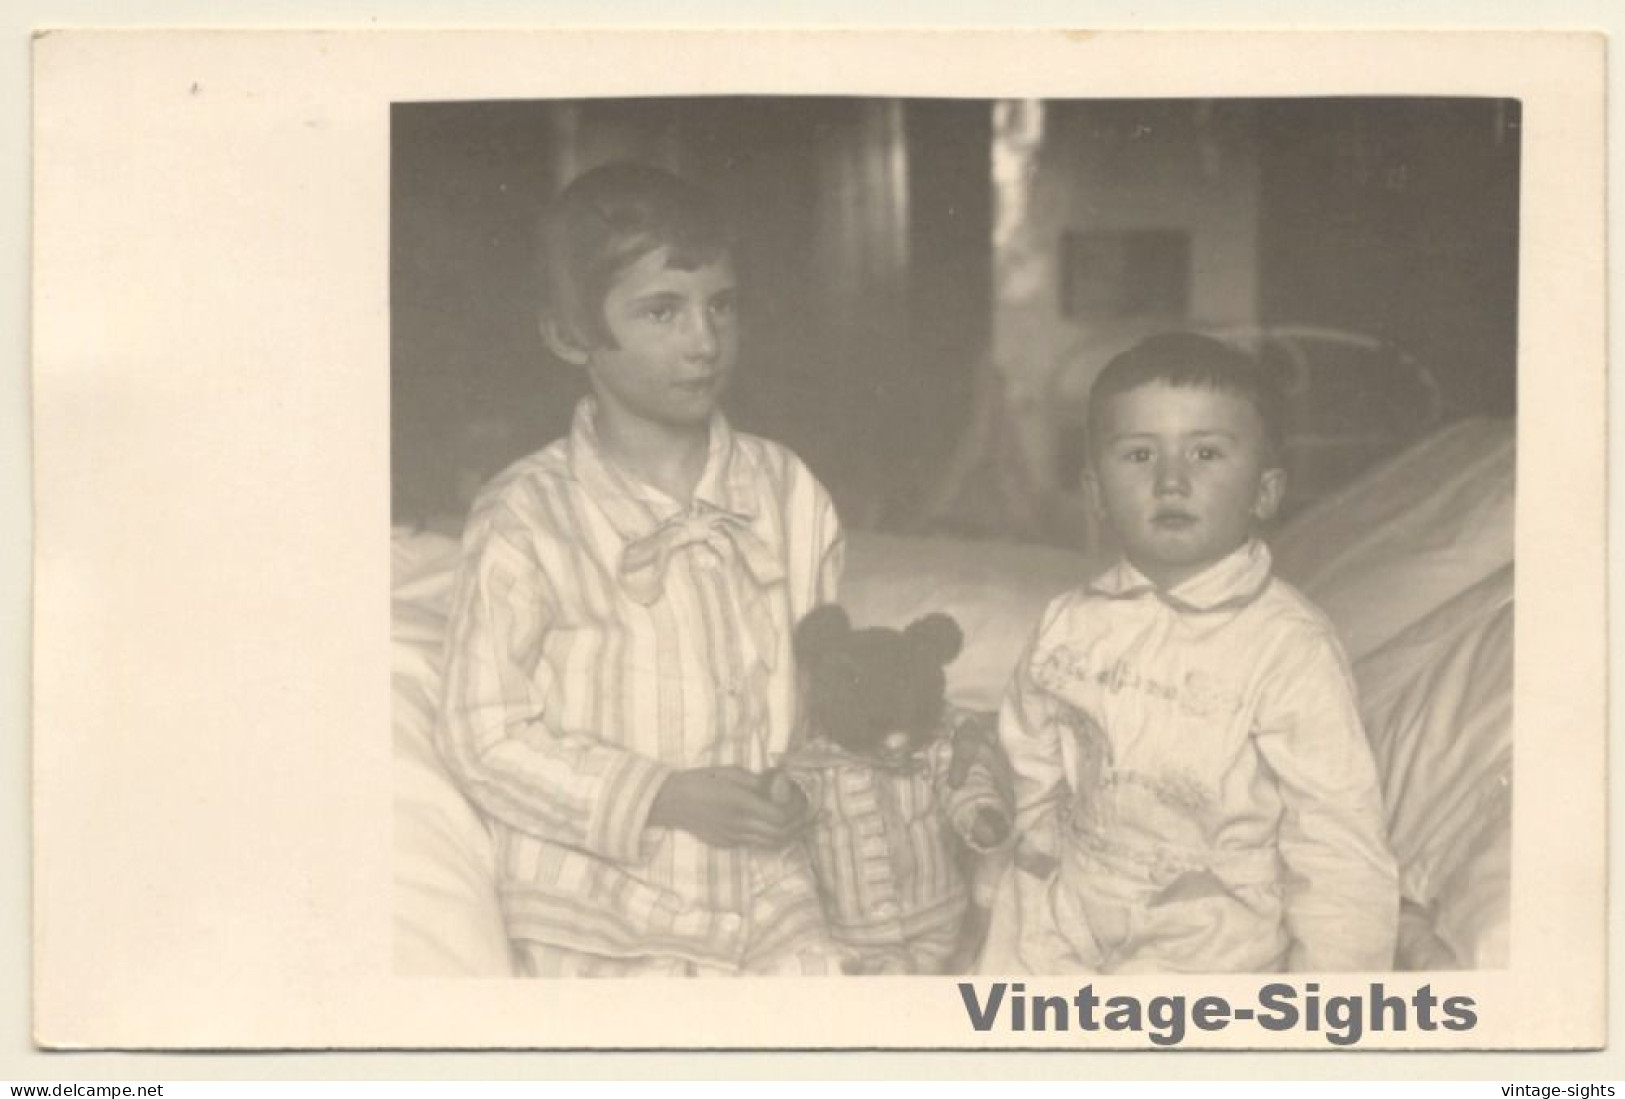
[[999, 539, 1398, 973], [436, 397, 844, 973]]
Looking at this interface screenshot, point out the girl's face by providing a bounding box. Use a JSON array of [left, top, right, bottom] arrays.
[[1087, 381, 1285, 590], [575, 247, 740, 438]]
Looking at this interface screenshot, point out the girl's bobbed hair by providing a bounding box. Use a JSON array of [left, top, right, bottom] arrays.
[[536, 163, 733, 350]]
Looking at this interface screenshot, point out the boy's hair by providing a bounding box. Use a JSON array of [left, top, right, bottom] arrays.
[[536, 163, 733, 350], [1087, 332, 1287, 461]]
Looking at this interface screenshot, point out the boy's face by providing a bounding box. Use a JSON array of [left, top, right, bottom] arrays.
[[1086, 381, 1285, 590], [552, 246, 740, 434]]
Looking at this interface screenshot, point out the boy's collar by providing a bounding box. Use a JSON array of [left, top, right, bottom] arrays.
[[1088, 539, 1273, 613], [568, 396, 762, 543]]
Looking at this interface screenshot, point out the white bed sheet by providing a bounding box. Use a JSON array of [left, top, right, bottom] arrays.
[[1273, 417, 1514, 663], [392, 530, 514, 978], [1356, 566, 1513, 967]]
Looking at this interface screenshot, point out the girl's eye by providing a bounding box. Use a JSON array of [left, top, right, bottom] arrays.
[[1194, 446, 1224, 461], [709, 294, 738, 320], [642, 305, 677, 323], [1121, 448, 1153, 463]]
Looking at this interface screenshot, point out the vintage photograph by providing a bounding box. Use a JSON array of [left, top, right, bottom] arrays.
[[33, 28, 1602, 1055], [389, 96, 1519, 982]]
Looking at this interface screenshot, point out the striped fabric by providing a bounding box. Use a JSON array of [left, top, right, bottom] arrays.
[[436, 398, 845, 974], [785, 732, 1009, 974]]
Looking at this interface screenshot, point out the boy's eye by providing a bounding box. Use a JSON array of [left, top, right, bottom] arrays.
[[1194, 445, 1225, 461], [1120, 447, 1153, 463], [640, 304, 677, 323]]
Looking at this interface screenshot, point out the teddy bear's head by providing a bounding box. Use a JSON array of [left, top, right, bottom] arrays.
[[793, 604, 964, 764]]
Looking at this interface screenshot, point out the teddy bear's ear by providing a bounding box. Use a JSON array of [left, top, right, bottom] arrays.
[[905, 613, 963, 666], [794, 604, 852, 661]]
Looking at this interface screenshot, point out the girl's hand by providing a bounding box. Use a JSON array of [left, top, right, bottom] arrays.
[[648, 766, 812, 849]]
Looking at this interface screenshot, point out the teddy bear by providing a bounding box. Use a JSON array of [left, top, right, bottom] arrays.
[[777, 603, 1013, 975]]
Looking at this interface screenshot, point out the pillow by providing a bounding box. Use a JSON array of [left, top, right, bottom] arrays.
[[391, 528, 515, 978], [1429, 813, 1511, 969], [391, 526, 462, 612], [1354, 565, 1513, 968], [843, 532, 1098, 711], [1273, 418, 1514, 663], [394, 673, 516, 978]]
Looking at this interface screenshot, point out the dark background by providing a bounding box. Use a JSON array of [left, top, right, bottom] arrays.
[[391, 97, 1519, 533]]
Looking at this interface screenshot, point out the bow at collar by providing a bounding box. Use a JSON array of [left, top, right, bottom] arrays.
[[618, 504, 787, 672], [618, 503, 786, 606]]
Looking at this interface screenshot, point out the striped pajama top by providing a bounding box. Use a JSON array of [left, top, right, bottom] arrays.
[[435, 397, 843, 969], [786, 732, 1010, 952]]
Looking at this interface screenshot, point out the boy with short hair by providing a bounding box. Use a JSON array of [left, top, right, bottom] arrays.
[[435, 163, 845, 977], [999, 332, 1398, 973]]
